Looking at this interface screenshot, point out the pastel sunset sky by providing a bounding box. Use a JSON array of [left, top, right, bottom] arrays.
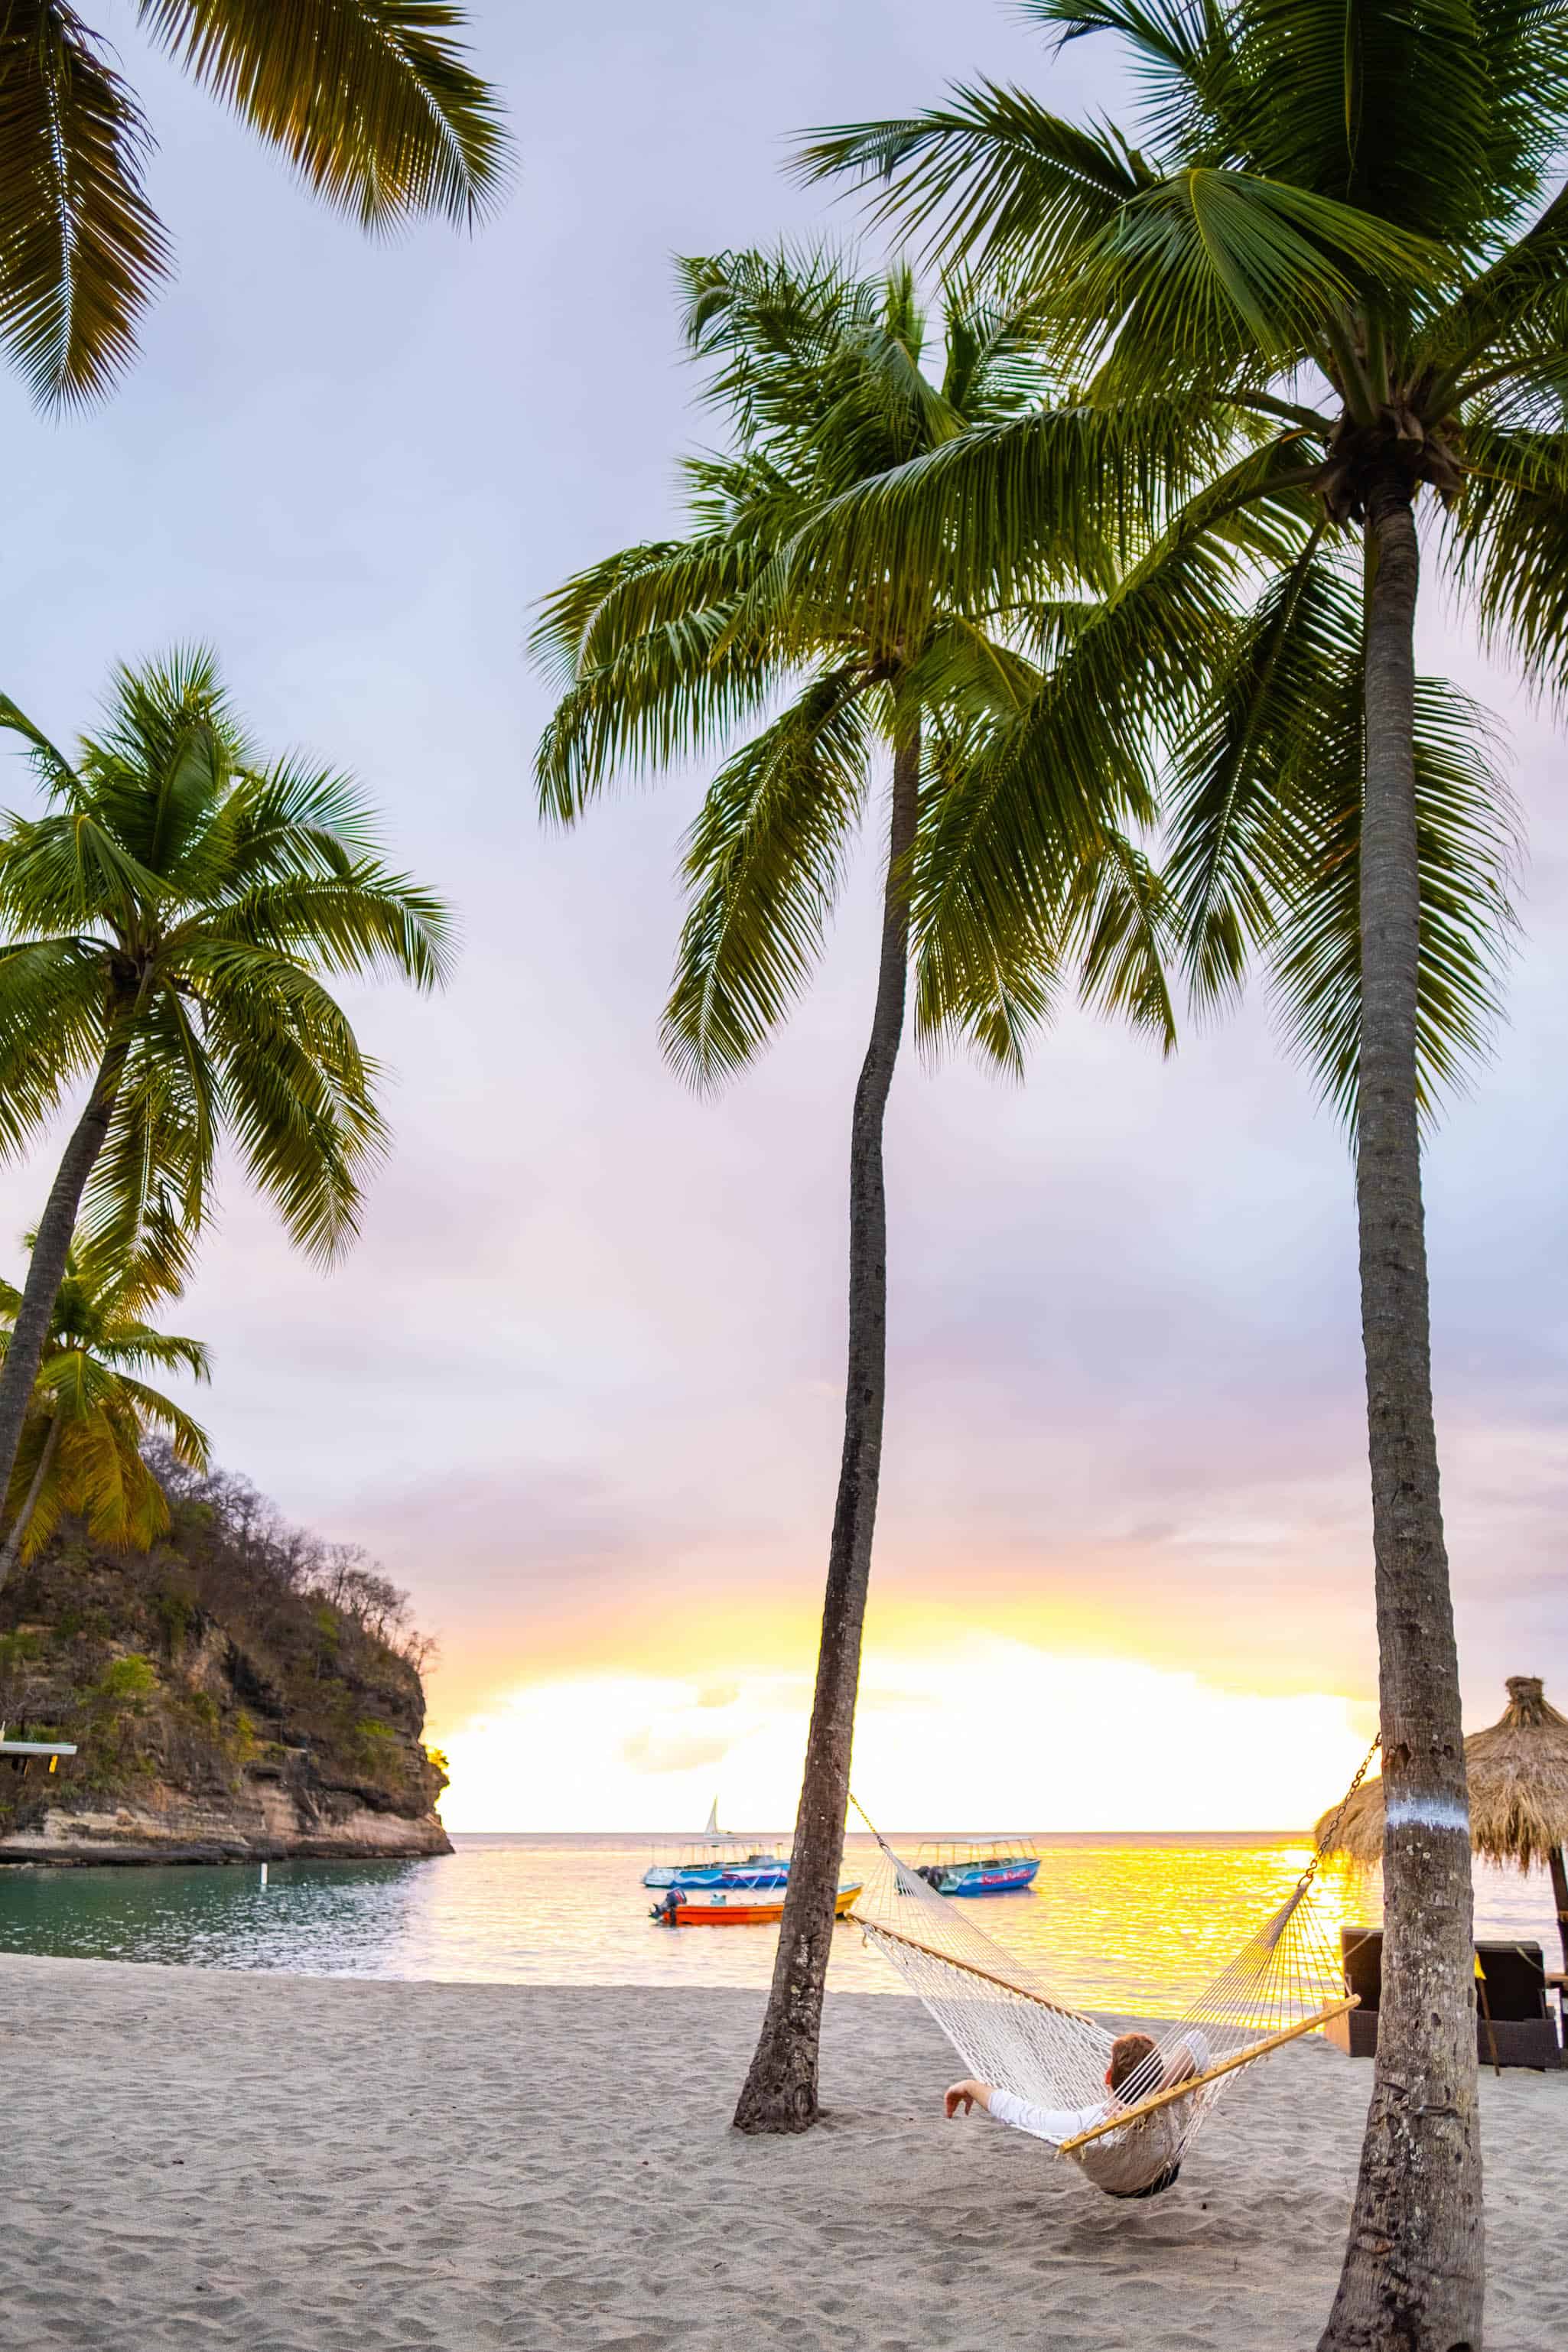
[[1, 4, 1563, 1830]]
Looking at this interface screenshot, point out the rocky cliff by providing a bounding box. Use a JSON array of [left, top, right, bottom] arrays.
[[0, 1454, 450, 1865]]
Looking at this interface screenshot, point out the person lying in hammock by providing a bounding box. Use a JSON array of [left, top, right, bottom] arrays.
[[944, 2028, 1212, 2200]]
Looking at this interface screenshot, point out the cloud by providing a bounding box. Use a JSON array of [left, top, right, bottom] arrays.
[[436, 1638, 1374, 1833], [620, 1722, 736, 1775]]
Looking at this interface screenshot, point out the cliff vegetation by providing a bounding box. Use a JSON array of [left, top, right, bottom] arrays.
[[0, 1446, 448, 1862]]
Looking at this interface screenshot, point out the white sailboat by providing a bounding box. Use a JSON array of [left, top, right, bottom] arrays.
[[640, 1796, 787, 1888]]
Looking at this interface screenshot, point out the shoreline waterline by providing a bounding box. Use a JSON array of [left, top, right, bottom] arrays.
[[0, 1828, 1557, 2011]]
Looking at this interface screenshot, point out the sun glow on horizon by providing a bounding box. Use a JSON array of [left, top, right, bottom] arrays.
[[432, 1632, 1373, 1834]]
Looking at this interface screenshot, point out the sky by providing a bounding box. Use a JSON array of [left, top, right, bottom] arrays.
[[0, 4, 1563, 1833]]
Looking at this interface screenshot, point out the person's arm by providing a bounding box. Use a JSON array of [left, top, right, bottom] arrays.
[[944, 2078, 1105, 2144], [1159, 2030, 1212, 2088]]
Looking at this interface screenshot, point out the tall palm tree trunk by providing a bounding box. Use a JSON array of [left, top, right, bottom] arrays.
[[0, 1413, 62, 1579], [1319, 473, 1483, 2352], [733, 725, 919, 2135], [0, 1039, 125, 1585]]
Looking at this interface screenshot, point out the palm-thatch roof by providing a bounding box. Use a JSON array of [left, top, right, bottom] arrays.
[[1315, 1678, 1568, 1872]]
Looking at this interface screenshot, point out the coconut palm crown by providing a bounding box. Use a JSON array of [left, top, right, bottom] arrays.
[[0, 645, 450, 1558], [534, 246, 1176, 2134], [796, 6, 1556, 2346], [536, 249, 1173, 1078], [0, 2, 511, 410], [0, 1236, 210, 1582]]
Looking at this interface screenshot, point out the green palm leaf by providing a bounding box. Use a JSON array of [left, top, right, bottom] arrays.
[[1165, 532, 1337, 1004], [1167, 555, 1517, 1123], [0, 4, 171, 408], [1068, 828, 1177, 1052], [1062, 169, 1443, 393], [795, 83, 1151, 275], [662, 671, 871, 1087], [0, 4, 506, 409], [0, 649, 444, 1346], [0, 939, 105, 1156], [2, 1232, 210, 1561], [1445, 419, 1568, 687], [137, 1, 511, 227], [1269, 673, 1518, 1127]]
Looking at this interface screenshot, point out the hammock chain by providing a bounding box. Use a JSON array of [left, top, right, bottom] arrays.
[[1293, 1731, 1382, 1898]]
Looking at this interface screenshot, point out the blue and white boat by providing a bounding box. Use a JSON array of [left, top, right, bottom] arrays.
[[642, 1800, 787, 1888], [912, 1840, 1041, 1896]]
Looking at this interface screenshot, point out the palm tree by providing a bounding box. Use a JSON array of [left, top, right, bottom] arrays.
[[0, 2, 510, 410], [0, 1235, 210, 1581], [0, 644, 450, 1558], [799, 4, 1550, 2339], [534, 247, 1175, 2132]]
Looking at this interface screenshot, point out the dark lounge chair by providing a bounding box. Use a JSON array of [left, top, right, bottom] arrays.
[[1326, 1928, 1562, 2068]]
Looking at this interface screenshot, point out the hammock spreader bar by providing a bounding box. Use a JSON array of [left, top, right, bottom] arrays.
[[1055, 1997, 1359, 2153]]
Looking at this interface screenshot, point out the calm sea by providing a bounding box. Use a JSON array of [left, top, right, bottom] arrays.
[[0, 1832, 1558, 2014]]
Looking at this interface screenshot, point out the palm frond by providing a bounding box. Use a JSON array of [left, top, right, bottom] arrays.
[[795, 81, 1152, 276], [0, 2, 171, 408], [0, 807, 172, 930], [1024, 3, 1251, 162], [89, 1320, 210, 1381], [1165, 532, 1338, 1005], [0, 1225, 210, 1557], [76, 991, 217, 1286], [0, 648, 434, 1289], [1236, 0, 1553, 246], [0, 936, 109, 1157], [99, 1370, 210, 1465], [204, 979, 385, 1262], [1269, 673, 1518, 1128], [1419, 183, 1568, 400], [1446, 420, 1568, 691], [0, 688, 82, 796], [747, 394, 1238, 653], [535, 535, 760, 685], [911, 709, 1065, 1069], [138, 0, 512, 228], [219, 754, 382, 877], [661, 672, 871, 1087], [189, 863, 453, 987], [1059, 168, 1443, 392], [534, 590, 779, 825], [1069, 828, 1177, 1052], [936, 275, 1056, 422]]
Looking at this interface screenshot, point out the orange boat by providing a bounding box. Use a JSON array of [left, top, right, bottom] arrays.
[[653, 1878, 862, 1927]]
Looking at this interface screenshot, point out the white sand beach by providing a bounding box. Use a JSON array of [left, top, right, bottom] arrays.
[[2, 1953, 1563, 2352]]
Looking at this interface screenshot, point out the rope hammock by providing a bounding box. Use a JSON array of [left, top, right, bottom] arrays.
[[847, 1745, 1376, 2200]]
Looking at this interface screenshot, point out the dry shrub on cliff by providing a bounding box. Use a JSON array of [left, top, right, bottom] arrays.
[[143, 1443, 437, 1674]]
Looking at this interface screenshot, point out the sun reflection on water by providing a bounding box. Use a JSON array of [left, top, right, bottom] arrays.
[[0, 1834, 1554, 2015]]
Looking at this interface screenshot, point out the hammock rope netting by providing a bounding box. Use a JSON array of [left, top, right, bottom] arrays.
[[847, 1746, 1376, 2198]]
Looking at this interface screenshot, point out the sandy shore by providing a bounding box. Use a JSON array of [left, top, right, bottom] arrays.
[[2, 1955, 1563, 2351]]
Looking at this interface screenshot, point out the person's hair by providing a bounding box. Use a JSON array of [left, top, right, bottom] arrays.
[[1107, 2032, 1158, 2093]]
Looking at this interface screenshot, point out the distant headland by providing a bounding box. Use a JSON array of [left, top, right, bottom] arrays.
[[0, 1447, 448, 1866]]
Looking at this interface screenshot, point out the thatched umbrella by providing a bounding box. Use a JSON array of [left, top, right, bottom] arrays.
[[1314, 1677, 1568, 1973]]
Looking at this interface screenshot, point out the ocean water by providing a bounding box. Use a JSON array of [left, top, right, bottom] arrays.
[[0, 1831, 1560, 2012]]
